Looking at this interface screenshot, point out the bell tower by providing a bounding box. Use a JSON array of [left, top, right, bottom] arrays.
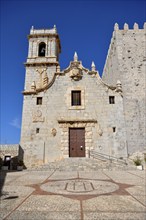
[[23, 25, 61, 92], [20, 26, 61, 167], [27, 25, 61, 64]]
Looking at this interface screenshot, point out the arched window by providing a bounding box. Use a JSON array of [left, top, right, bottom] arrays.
[[38, 42, 46, 57]]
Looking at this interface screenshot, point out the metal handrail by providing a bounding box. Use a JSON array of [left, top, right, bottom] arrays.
[[89, 150, 127, 165]]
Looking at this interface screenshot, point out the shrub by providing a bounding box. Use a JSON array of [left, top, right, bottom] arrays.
[[133, 156, 142, 166]]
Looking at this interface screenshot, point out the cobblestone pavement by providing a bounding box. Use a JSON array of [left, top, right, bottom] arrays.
[[0, 167, 146, 220]]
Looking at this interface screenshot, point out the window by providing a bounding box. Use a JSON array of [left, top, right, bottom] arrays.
[[109, 96, 115, 104], [38, 42, 46, 57], [37, 97, 42, 105], [113, 127, 116, 133], [71, 91, 81, 106], [36, 128, 40, 134]]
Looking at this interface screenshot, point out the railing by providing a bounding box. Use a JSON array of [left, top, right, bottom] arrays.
[[89, 150, 127, 165]]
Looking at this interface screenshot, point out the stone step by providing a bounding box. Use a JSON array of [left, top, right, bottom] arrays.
[[29, 157, 136, 171]]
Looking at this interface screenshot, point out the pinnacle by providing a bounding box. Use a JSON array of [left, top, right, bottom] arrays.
[[91, 61, 95, 67], [74, 51, 78, 61], [91, 61, 96, 71]]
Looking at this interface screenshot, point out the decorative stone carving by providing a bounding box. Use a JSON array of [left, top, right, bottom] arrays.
[[70, 67, 82, 81], [63, 52, 89, 81], [36, 68, 47, 88], [91, 61, 96, 71], [32, 110, 44, 122], [54, 24, 57, 32], [51, 128, 57, 136], [116, 80, 122, 93], [31, 81, 36, 91], [43, 72, 49, 86], [56, 65, 60, 73], [74, 52, 78, 61]]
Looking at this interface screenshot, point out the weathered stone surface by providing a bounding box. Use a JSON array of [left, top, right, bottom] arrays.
[[7, 24, 142, 167], [102, 24, 146, 155], [1, 167, 145, 220]]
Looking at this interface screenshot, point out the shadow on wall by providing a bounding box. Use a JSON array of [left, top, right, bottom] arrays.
[[0, 145, 26, 197], [18, 145, 27, 169]]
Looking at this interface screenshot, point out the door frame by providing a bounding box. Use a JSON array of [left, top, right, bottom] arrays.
[[58, 120, 97, 158], [69, 127, 85, 157]]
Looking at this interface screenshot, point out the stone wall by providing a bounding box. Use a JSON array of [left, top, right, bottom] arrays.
[[21, 55, 127, 167], [0, 144, 19, 160], [102, 23, 146, 154]]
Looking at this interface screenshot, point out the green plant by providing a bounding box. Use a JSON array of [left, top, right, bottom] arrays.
[[144, 157, 146, 163], [133, 156, 142, 166]]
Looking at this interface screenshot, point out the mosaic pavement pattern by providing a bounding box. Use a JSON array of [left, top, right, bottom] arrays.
[[0, 168, 146, 220]]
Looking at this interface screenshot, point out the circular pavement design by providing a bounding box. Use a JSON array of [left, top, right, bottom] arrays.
[[41, 179, 119, 195]]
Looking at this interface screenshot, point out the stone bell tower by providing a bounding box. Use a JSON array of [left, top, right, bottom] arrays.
[[23, 25, 61, 92], [27, 25, 61, 64], [20, 26, 61, 166]]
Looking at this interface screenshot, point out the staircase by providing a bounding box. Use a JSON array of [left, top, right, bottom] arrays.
[[29, 156, 136, 171]]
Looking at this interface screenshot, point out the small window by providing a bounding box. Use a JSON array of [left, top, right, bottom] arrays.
[[113, 127, 116, 133], [109, 96, 115, 104], [71, 91, 81, 106], [37, 97, 42, 105], [38, 42, 46, 57], [36, 128, 40, 134]]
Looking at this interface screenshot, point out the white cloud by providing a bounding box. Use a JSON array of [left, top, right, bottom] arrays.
[[10, 117, 21, 129]]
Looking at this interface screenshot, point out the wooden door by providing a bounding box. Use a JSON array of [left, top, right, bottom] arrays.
[[69, 128, 85, 157]]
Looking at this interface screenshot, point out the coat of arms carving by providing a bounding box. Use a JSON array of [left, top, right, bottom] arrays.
[[70, 67, 82, 81]]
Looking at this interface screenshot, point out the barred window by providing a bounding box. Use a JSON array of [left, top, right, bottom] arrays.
[[109, 96, 115, 104], [113, 127, 116, 133], [36, 128, 40, 134], [71, 91, 81, 106], [37, 97, 42, 105]]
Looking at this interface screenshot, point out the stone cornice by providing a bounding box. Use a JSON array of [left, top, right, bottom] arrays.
[[58, 119, 97, 124], [24, 62, 59, 67], [28, 33, 59, 39]]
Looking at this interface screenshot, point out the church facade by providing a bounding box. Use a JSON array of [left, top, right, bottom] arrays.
[[20, 23, 145, 167]]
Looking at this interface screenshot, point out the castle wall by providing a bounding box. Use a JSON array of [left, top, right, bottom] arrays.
[[102, 23, 146, 154]]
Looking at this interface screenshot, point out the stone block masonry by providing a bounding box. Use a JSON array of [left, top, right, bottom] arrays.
[[102, 22, 146, 155]]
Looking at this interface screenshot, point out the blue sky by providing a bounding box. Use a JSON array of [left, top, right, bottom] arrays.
[[0, 0, 146, 144]]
